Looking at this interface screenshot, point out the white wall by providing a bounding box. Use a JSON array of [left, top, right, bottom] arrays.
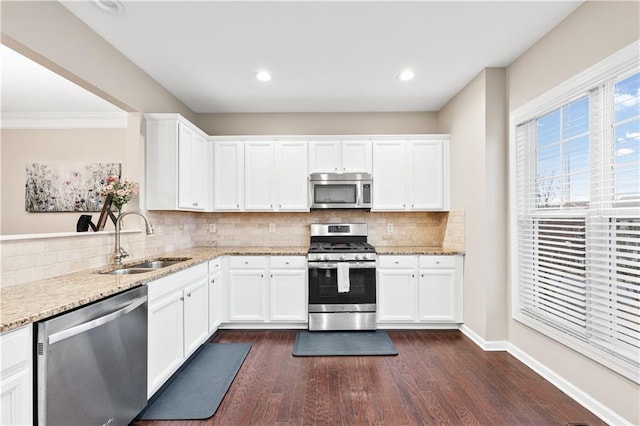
[[506, 1, 640, 423]]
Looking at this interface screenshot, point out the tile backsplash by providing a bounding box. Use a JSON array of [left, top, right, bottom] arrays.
[[193, 211, 451, 247], [1, 210, 464, 288]]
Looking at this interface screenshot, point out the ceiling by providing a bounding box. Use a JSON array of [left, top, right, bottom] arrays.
[[5, 1, 585, 114]]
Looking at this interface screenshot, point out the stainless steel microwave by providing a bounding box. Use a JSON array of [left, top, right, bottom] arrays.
[[309, 173, 372, 209]]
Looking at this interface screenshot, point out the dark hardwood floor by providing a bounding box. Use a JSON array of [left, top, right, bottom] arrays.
[[133, 330, 605, 426]]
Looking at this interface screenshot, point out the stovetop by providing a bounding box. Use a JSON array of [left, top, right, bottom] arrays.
[[308, 242, 376, 253]]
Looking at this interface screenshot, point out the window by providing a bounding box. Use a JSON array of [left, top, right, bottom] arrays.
[[513, 43, 639, 382]]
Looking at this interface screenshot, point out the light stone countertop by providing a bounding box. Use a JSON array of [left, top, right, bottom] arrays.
[[1, 245, 463, 333], [375, 246, 464, 256]]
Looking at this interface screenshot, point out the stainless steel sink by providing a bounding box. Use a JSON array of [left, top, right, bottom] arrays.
[[99, 257, 192, 275], [101, 268, 156, 275], [128, 259, 190, 269]]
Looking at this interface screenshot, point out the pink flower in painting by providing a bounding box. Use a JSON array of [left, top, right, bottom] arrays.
[[106, 175, 119, 183], [116, 189, 126, 196]]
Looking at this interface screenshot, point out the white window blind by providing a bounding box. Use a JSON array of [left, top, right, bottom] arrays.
[[514, 66, 640, 382]]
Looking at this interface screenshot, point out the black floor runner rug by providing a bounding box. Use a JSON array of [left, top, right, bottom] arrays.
[[292, 331, 398, 356], [137, 342, 251, 420]]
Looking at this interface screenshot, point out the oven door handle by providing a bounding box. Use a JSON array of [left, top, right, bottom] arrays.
[[308, 262, 376, 269]]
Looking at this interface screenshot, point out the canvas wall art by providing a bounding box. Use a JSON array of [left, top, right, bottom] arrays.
[[25, 162, 121, 212]]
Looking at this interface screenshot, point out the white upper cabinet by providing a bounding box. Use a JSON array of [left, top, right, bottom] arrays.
[[275, 141, 308, 210], [245, 140, 274, 210], [244, 140, 308, 211], [372, 137, 449, 211], [146, 114, 212, 211], [214, 141, 244, 211], [309, 139, 372, 173]]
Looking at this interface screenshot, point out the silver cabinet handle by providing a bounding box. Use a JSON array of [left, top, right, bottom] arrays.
[[48, 296, 146, 345]]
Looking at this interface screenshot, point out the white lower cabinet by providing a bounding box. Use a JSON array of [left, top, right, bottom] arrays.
[[147, 263, 208, 398], [227, 256, 307, 326], [377, 255, 463, 327], [269, 257, 307, 322], [228, 256, 268, 322], [0, 326, 32, 426]]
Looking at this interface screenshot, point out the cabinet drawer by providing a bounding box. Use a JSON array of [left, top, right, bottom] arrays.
[[269, 256, 306, 269], [419, 255, 456, 268], [378, 255, 417, 269], [208, 258, 222, 274], [148, 263, 207, 301], [229, 256, 267, 269]]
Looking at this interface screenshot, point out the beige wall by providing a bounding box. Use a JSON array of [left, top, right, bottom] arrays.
[[196, 112, 438, 135], [1, 127, 129, 235], [506, 1, 640, 423], [437, 68, 508, 342]]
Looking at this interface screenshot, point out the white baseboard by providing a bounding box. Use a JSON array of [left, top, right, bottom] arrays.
[[459, 325, 630, 426], [459, 325, 508, 351], [506, 343, 631, 426]]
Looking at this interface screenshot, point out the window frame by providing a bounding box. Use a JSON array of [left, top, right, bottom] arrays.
[[509, 40, 640, 383]]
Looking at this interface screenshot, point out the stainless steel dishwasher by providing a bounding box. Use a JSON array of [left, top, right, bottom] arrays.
[[36, 285, 148, 426]]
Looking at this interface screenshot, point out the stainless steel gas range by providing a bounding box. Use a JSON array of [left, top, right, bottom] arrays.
[[307, 223, 377, 331]]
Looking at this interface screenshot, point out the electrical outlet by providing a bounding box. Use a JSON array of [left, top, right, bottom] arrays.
[[209, 223, 216, 233], [387, 223, 394, 233], [269, 223, 276, 232]]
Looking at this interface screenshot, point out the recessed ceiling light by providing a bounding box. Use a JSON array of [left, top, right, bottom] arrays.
[[398, 70, 415, 81], [255, 71, 272, 82], [92, 0, 125, 15]]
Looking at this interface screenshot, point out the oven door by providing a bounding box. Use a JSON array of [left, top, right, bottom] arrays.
[[308, 261, 376, 307]]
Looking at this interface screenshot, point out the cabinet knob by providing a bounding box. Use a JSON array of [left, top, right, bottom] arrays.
[[187, 292, 192, 297], [180, 296, 184, 301], [193, 202, 199, 207], [412, 274, 415, 278], [236, 204, 240, 208], [211, 279, 215, 284], [285, 261, 289, 265], [270, 274, 273, 278], [394, 261, 399, 264], [436, 261, 440, 264], [261, 274, 264, 278]]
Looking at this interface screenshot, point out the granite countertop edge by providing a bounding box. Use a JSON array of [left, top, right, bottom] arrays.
[[1, 245, 464, 333]]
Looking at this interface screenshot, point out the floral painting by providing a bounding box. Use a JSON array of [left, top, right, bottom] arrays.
[[25, 163, 121, 212]]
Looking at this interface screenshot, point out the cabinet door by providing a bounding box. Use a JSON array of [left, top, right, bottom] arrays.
[[377, 269, 416, 322], [372, 140, 407, 211], [269, 269, 307, 321], [208, 271, 221, 333], [410, 140, 444, 210], [214, 141, 244, 210], [309, 140, 340, 173], [418, 269, 457, 322], [275, 141, 308, 211], [228, 269, 266, 321], [148, 291, 184, 397], [183, 277, 209, 357], [177, 124, 195, 209], [0, 327, 32, 426], [245, 141, 275, 210], [342, 140, 372, 173]]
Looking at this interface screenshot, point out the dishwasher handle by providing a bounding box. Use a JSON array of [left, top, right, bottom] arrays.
[[48, 295, 147, 345]]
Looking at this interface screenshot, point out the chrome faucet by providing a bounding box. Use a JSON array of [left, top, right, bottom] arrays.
[[113, 211, 155, 265]]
